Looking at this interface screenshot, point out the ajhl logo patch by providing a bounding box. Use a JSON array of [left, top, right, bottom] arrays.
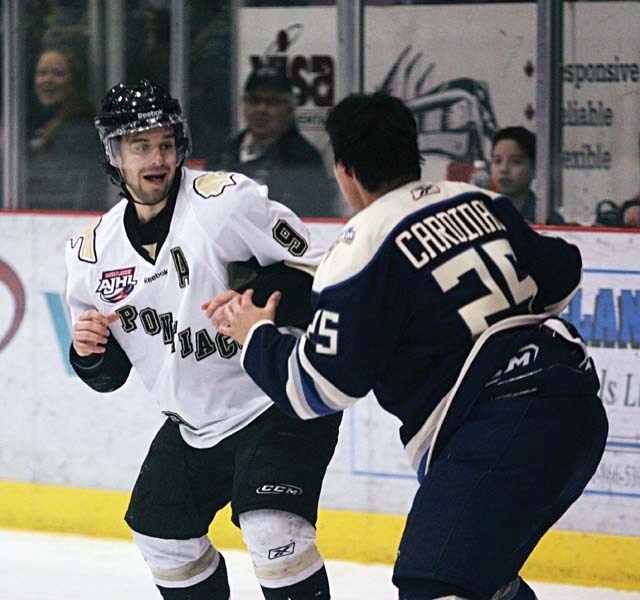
[[96, 267, 138, 303]]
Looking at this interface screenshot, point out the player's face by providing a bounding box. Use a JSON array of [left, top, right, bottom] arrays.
[[490, 139, 535, 198], [118, 127, 178, 205], [34, 50, 74, 108], [243, 87, 294, 141]]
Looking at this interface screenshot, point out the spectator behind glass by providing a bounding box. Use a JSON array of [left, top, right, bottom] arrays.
[[596, 195, 640, 228], [126, 2, 171, 89], [491, 126, 564, 225], [27, 45, 107, 211], [208, 66, 339, 217], [620, 195, 640, 227], [595, 133, 640, 228]]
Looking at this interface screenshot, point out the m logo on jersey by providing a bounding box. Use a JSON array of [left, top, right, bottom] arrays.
[[96, 267, 138, 303], [505, 343, 539, 373], [486, 343, 540, 386]]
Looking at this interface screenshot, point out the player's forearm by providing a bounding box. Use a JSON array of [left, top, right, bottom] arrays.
[[69, 335, 132, 393], [242, 321, 359, 421], [241, 322, 303, 418]]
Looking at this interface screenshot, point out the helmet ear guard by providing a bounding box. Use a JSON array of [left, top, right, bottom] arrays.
[[95, 79, 192, 173]]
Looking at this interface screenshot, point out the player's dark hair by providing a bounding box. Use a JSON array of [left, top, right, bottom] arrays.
[[492, 126, 536, 165], [324, 92, 422, 193]]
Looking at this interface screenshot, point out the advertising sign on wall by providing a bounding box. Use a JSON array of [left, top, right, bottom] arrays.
[[0, 213, 638, 537], [238, 3, 639, 224]]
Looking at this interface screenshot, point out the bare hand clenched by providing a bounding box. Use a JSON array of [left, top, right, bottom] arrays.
[[202, 289, 281, 346], [72, 310, 119, 357]]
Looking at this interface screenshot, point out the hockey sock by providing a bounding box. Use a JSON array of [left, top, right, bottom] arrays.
[[260, 564, 330, 599], [156, 553, 230, 600]]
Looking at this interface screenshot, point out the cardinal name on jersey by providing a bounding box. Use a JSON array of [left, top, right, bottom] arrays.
[[395, 198, 506, 269]]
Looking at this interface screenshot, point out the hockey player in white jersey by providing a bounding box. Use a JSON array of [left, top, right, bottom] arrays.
[[206, 93, 609, 600], [65, 80, 341, 599]]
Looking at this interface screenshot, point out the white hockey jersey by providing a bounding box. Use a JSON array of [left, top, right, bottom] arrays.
[[65, 168, 326, 448]]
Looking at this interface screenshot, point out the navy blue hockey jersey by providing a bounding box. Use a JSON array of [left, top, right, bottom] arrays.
[[241, 180, 584, 478]]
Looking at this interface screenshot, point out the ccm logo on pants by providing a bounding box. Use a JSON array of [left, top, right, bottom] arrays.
[[256, 484, 303, 495]]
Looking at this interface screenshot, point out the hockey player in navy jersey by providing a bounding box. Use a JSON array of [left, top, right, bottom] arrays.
[[205, 92, 609, 600], [65, 80, 341, 600]]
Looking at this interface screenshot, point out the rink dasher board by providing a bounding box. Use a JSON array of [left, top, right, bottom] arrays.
[[0, 212, 639, 591]]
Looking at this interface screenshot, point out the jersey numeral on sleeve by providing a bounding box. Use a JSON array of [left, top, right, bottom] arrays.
[[308, 309, 340, 355], [272, 220, 309, 257], [431, 238, 537, 337]]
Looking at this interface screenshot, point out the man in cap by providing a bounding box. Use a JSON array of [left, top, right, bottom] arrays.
[[210, 66, 338, 217]]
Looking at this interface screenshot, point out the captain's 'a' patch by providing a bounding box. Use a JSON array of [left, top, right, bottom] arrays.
[[193, 172, 237, 198]]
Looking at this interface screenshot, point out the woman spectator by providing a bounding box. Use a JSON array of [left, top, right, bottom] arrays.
[[27, 45, 108, 211]]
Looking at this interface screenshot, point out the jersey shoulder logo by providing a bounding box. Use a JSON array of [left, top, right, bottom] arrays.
[[411, 184, 440, 200], [193, 171, 237, 198], [325, 226, 356, 258], [69, 218, 102, 263], [338, 226, 356, 245], [95, 267, 138, 303]]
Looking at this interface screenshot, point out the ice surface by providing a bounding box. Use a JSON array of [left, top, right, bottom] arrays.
[[1, 530, 638, 600]]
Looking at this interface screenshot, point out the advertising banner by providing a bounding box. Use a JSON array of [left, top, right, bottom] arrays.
[[0, 213, 638, 536], [238, 3, 640, 224]]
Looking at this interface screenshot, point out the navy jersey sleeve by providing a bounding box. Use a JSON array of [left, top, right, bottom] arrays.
[[240, 324, 299, 417], [241, 184, 585, 421], [242, 243, 407, 419], [491, 196, 582, 313]]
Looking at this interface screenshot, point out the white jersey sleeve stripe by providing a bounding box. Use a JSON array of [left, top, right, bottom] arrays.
[[285, 344, 320, 420], [240, 320, 275, 368], [296, 337, 364, 412]]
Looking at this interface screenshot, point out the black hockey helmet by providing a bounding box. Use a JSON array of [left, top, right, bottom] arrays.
[[95, 79, 191, 175]]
